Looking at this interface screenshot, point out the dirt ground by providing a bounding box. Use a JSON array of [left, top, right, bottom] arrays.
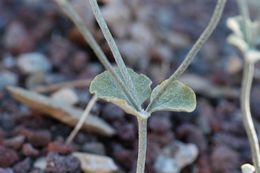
[[0, 0, 260, 173]]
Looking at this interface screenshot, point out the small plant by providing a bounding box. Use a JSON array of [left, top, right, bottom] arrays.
[[56, 0, 226, 172], [227, 1, 260, 173]]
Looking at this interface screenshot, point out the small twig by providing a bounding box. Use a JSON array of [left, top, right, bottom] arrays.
[[146, 0, 226, 112], [34, 79, 91, 93], [241, 59, 260, 173], [55, 0, 141, 111], [136, 117, 147, 173], [88, 0, 139, 109], [66, 95, 98, 144]]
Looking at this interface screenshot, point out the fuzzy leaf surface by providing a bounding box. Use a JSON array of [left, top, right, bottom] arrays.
[[147, 80, 196, 113], [90, 68, 152, 116]]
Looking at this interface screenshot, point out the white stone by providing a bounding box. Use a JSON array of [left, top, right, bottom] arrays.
[[0, 71, 18, 90], [17, 52, 51, 74], [51, 88, 79, 105], [34, 157, 46, 170], [73, 152, 118, 173]]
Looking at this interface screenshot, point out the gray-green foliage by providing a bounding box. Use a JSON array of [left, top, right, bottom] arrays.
[[90, 68, 153, 117], [227, 16, 260, 52], [147, 80, 196, 114], [227, 1, 260, 173], [55, 0, 226, 172], [90, 68, 196, 117]]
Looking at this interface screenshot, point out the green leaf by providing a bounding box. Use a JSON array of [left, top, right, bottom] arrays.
[[90, 68, 152, 116], [147, 80, 196, 113]]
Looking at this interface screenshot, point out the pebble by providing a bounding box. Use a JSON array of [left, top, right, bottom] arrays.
[[241, 164, 255, 173], [154, 141, 199, 173], [17, 52, 51, 74], [51, 88, 79, 105], [101, 104, 124, 122], [22, 143, 39, 157], [112, 145, 134, 170], [129, 22, 156, 48], [73, 152, 118, 173], [13, 158, 31, 173], [211, 145, 239, 173], [151, 44, 173, 62], [82, 142, 106, 155], [33, 158, 46, 170], [4, 21, 34, 54], [102, 0, 131, 38], [19, 128, 51, 147], [117, 40, 148, 67], [0, 168, 14, 173], [155, 156, 179, 173], [4, 135, 25, 150], [0, 71, 18, 90], [0, 146, 19, 167], [149, 115, 172, 133], [177, 124, 207, 152], [26, 72, 45, 89], [2, 55, 16, 68], [226, 56, 242, 75], [29, 169, 44, 173], [165, 31, 191, 49], [47, 141, 74, 155], [46, 153, 81, 173], [71, 51, 89, 73], [118, 123, 136, 142], [175, 142, 199, 169], [148, 131, 174, 146]]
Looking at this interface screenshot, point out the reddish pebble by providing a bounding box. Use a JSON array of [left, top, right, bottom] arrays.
[[18, 128, 51, 147], [149, 115, 172, 133], [0, 146, 18, 167], [22, 143, 39, 157], [47, 141, 74, 155]]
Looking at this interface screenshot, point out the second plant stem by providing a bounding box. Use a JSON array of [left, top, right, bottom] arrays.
[[146, 0, 226, 112], [136, 117, 148, 173], [241, 60, 260, 173]]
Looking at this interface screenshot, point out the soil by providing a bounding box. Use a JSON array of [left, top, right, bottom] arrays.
[[0, 0, 259, 173]]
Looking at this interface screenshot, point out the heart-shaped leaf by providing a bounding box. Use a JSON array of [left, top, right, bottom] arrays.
[[147, 80, 196, 114], [90, 68, 152, 116]]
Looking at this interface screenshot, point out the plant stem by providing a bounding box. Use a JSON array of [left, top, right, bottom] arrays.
[[237, 0, 252, 47], [146, 0, 226, 112], [88, 0, 139, 109], [55, 0, 141, 111], [136, 117, 147, 173], [241, 58, 260, 173], [66, 95, 98, 144]]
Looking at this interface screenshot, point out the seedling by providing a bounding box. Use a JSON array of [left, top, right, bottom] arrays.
[[227, 1, 260, 173], [56, 0, 226, 172]]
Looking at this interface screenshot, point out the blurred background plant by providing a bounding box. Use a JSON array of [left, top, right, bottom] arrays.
[[227, 0, 260, 172]]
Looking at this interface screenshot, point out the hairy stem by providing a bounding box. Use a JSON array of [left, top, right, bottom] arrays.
[[66, 95, 98, 144], [146, 0, 226, 112], [55, 0, 140, 111], [88, 0, 139, 109], [237, 0, 252, 47], [241, 60, 260, 173], [136, 117, 147, 173]]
